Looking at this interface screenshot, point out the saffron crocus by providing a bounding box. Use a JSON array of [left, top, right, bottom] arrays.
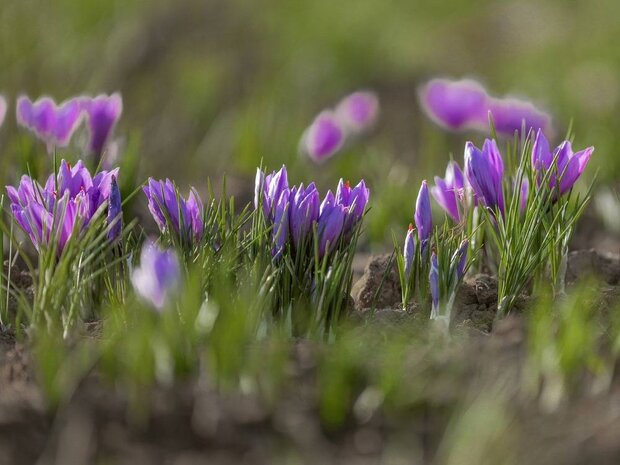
[[0, 95, 6, 128], [404, 224, 416, 279], [289, 183, 320, 248], [335, 91, 379, 132], [335, 179, 370, 234], [464, 139, 505, 214], [7, 160, 121, 254], [317, 191, 346, 257], [107, 176, 122, 242], [415, 181, 432, 251], [419, 79, 488, 131], [143, 178, 204, 243], [16, 96, 83, 149], [487, 98, 552, 138], [272, 190, 290, 259], [429, 252, 440, 319], [131, 241, 181, 311], [531, 129, 594, 196], [431, 161, 465, 222], [81, 93, 123, 155], [301, 111, 345, 163]]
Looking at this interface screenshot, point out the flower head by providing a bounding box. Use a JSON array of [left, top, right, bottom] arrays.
[[317, 191, 346, 257], [431, 161, 466, 222], [301, 111, 345, 163], [143, 178, 204, 244], [16, 96, 83, 149], [415, 180, 432, 250], [131, 241, 181, 310], [289, 183, 320, 248], [81, 93, 123, 155], [464, 139, 505, 214], [335, 179, 370, 234], [335, 91, 379, 132]]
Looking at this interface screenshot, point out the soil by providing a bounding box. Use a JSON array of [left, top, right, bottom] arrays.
[[2, 249, 620, 464]]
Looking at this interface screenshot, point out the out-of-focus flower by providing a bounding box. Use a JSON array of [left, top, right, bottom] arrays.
[[419, 79, 488, 131], [487, 98, 552, 137], [16, 96, 83, 149], [335, 91, 379, 132], [143, 178, 204, 243], [464, 139, 505, 214], [404, 224, 416, 279], [531, 129, 594, 196], [301, 111, 345, 163], [318, 191, 346, 257], [0, 95, 7, 128], [289, 183, 320, 248], [431, 161, 466, 222], [7, 160, 120, 253], [429, 252, 440, 317], [81, 93, 123, 155], [272, 190, 290, 259], [335, 179, 370, 234], [107, 176, 122, 242], [131, 241, 181, 310], [415, 180, 432, 251]]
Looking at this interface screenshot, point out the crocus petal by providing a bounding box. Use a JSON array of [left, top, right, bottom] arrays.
[[186, 188, 204, 242], [303, 111, 345, 163], [82, 93, 123, 154], [419, 79, 488, 131], [132, 241, 181, 310], [53, 99, 83, 147], [487, 97, 552, 137], [464, 140, 505, 213], [107, 176, 122, 242], [404, 224, 416, 279], [415, 180, 432, 249], [429, 252, 440, 317], [531, 129, 553, 171], [559, 146, 594, 195], [272, 190, 290, 259], [317, 198, 346, 257], [16, 96, 56, 142], [335, 91, 379, 131]]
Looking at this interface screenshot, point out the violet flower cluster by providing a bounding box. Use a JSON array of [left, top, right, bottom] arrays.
[[256, 166, 369, 259], [15, 94, 122, 155], [419, 78, 552, 137], [301, 90, 379, 163], [7, 160, 122, 254], [131, 241, 181, 311], [143, 178, 204, 246]]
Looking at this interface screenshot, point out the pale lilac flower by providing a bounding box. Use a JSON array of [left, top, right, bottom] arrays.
[[404, 224, 416, 279], [464, 139, 505, 214], [419, 79, 488, 131], [335, 91, 379, 132], [335, 179, 370, 234], [81, 93, 123, 155], [131, 241, 181, 310], [431, 161, 466, 222], [531, 129, 594, 196], [415, 181, 432, 251], [16, 96, 83, 149], [317, 191, 346, 257], [0, 96, 6, 128], [302, 111, 345, 163], [487, 98, 552, 137]]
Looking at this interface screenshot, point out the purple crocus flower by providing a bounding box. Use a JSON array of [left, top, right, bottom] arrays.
[[131, 241, 181, 311], [429, 252, 440, 318], [143, 178, 204, 243], [317, 191, 346, 257], [335, 91, 379, 132], [431, 161, 466, 222], [7, 160, 121, 254], [81, 93, 123, 155], [464, 139, 505, 214], [487, 98, 552, 138], [0, 95, 7, 128], [335, 179, 370, 234], [419, 79, 488, 131], [531, 130, 594, 196], [404, 224, 416, 279], [16, 96, 83, 150], [272, 190, 290, 259], [415, 180, 432, 251], [289, 183, 320, 248], [255, 166, 289, 222], [302, 111, 345, 163], [107, 176, 122, 242]]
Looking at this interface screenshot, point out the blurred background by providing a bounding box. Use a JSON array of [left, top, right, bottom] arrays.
[[1, 0, 619, 247]]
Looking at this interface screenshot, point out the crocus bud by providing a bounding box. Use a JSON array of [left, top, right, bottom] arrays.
[[0, 95, 6, 128], [272, 190, 290, 259], [263, 165, 289, 221], [289, 183, 319, 248], [186, 189, 204, 243], [254, 168, 265, 211], [453, 239, 469, 281], [431, 161, 465, 222], [302, 111, 345, 163], [81, 93, 123, 155], [429, 252, 440, 318], [335, 91, 379, 132], [336, 179, 370, 234], [131, 241, 181, 311], [318, 192, 346, 257], [107, 175, 122, 242], [419, 79, 488, 131], [464, 139, 505, 214], [404, 224, 416, 279], [415, 180, 432, 251]]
